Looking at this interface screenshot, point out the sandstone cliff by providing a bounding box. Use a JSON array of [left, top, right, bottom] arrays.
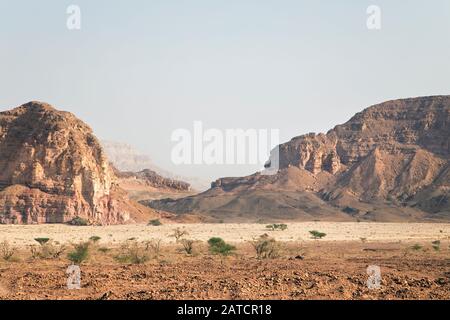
[[150, 96, 450, 222], [0, 102, 153, 224]]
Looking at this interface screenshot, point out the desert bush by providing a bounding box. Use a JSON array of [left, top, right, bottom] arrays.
[[0, 240, 16, 261], [98, 247, 110, 253], [251, 234, 279, 259], [343, 206, 360, 215], [180, 239, 195, 255], [68, 217, 89, 226], [42, 243, 65, 259], [67, 242, 90, 264], [34, 238, 50, 245], [170, 228, 188, 243], [115, 240, 150, 264], [360, 237, 367, 243], [309, 230, 327, 239], [432, 240, 441, 251], [145, 239, 162, 258], [148, 219, 162, 226], [31, 238, 65, 259], [411, 243, 423, 251], [30, 245, 40, 259], [265, 224, 288, 231], [89, 236, 101, 243], [208, 237, 236, 256]]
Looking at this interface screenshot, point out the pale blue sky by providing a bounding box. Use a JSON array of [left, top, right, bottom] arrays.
[[1, 1, 449, 181]]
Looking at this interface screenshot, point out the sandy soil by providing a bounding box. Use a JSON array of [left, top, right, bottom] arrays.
[[0, 222, 449, 247]]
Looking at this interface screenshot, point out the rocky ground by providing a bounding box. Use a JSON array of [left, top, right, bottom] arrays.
[[0, 240, 448, 300]]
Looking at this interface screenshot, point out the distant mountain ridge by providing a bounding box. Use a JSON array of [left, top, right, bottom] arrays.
[[149, 96, 450, 222], [102, 140, 210, 191], [114, 168, 191, 191]]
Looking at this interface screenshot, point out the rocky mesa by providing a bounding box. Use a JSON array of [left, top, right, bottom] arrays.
[[113, 166, 195, 203], [115, 168, 191, 192], [150, 96, 450, 222], [0, 101, 153, 224]]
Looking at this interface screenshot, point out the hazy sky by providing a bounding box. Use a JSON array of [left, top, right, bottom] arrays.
[[1, 0, 449, 182]]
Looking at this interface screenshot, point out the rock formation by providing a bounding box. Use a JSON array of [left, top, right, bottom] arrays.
[[150, 96, 450, 222], [115, 168, 191, 191], [102, 140, 210, 191], [113, 166, 194, 204], [102, 140, 155, 173], [0, 101, 152, 224]]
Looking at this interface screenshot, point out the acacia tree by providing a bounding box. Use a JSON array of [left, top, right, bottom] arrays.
[[309, 230, 326, 240], [170, 228, 189, 243]]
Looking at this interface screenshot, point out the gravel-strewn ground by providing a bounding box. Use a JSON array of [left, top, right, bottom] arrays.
[[0, 240, 448, 300]]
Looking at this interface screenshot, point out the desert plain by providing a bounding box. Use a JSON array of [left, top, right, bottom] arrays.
[[0, 222, 449, 246], [0, 222, 448, 300]]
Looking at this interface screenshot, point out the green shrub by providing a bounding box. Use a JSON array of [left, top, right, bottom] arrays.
[[309, 230, 327, 239], [411, 244, 423, 251], [34, 238, 50, 245], [208, 237, 236, 256], [68, 242, 90, 264], [68, 217, 89, 226], [89, 236, 101, 243], [148, 219, 162, 226], [343, 206, 360, 215], [432, 240, 441, 251]]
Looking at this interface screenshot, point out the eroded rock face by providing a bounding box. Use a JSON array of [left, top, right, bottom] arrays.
[[150, 96, 450, 221], [277, 96, 450, 174], [114, 168, 190, 191], [0, 101, 131, 224]]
